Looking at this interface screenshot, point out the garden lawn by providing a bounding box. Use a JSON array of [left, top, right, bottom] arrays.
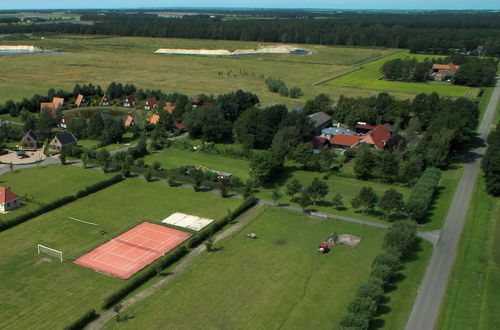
[[0, 164, 110, 224], [329, 51, 473, 97], [256, 167, 412, 224], [103, 206, 385, 329], [0, 178, 240, 330], [438, 178, 500, 330], [0, 113, 24, 124], [146, 147, 251, 179]]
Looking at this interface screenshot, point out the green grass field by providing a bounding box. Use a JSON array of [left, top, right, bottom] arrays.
[[0, 177, 240, 330], [438, 178, 500, 329], [0, 165, 110, 223], [0, 34, 402, 108], [146, 144, 412, 224], [146, 147, 251, 179], [328, 51, 474, 97], [102, 206, 386, 329]]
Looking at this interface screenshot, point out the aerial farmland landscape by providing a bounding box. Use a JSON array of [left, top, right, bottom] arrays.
[[0, 2, 499, 330]]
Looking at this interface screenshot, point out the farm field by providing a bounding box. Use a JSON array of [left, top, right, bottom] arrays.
[[0, 176, 240, 330], [328, 51, 475, 97], [438, 178, 500, 330], [102, 206, 386, 329], [0, 34, 404, 108], [0, 165, 110, 223]]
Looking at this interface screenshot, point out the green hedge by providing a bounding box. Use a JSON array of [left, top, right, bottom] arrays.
[[101, 196, 258, 310], [101, 245, 188, 309], [406, 167, 441, 223], [338, 220, 417, 329], [64, 309, 98, 330], [0, 174, 124, 232]]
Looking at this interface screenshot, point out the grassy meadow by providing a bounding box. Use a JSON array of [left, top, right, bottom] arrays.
[[103, 206, 386, 329], [328, 51, 475, 97], [0, 165, 110, 223], [438, 178, 500, 330], [0, 34, 403, 108], [0, 176, 240, 330]]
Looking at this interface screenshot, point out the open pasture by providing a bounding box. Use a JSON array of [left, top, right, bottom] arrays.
[[329, 50, 474, 97], [103, 206, 386, 329], [0, 177, 239, 330], [0, 34, 401, 107], [0, 165, 110, 223]]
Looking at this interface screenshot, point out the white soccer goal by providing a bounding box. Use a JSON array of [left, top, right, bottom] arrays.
[[37, 244, 63, 262]]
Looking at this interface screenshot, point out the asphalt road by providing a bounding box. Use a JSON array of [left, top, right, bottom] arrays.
[[405, 79, 500, 330]]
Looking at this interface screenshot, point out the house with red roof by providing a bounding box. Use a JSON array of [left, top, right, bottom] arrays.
[[358, 124, 392, 150], [431, 63, 460, 81], [123, 95, 136, 108], [164, 102, 176, 113], [144, 98, 158, 111], [330, 134, 361, 149], [124, 115, 136, 127], [75, 94, 89, 107], [40, 97, 65, 118], [148, 114, 160, 125], [0, 187, 20, 212]]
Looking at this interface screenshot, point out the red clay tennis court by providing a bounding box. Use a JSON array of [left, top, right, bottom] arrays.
[[74, 222, 191, 279]]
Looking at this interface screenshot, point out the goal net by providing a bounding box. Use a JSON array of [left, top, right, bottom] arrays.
[[37, 244, 63, 262]]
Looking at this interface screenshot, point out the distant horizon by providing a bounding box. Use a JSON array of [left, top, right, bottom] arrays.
[[1, 0, 499, 11]]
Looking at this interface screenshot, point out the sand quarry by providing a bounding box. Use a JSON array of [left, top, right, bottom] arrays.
[[155, 45, 309, 56]]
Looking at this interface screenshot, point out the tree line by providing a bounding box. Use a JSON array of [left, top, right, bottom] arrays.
[[1, 11, 499, 55], [381, 55, 497, 86], [482, 123, 500, 196]]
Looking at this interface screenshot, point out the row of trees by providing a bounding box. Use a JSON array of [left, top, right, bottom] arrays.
[[381, 57, 433, 82], [482, 123, 500, 196], [339, 220, 418, 329], [2, 11, 499, 55], [381, 56, 497, 86]]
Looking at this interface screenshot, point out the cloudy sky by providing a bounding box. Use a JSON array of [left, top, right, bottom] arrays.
[[1, 0, 499, 10]]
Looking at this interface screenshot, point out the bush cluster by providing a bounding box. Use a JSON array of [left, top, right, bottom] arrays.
[[339, 220, 417, 329], [0, 175, 124, 232], [406, 168, 441, 223], [64, 309, 99, 330]]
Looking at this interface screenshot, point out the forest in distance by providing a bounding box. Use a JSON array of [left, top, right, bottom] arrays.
[[0, 10, 499, 56]]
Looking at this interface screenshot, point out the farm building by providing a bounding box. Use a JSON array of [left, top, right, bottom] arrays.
[[307, 112, 332, 134], [20, 130, 39, 150], [0, 187, 20, 212], [431, 63, 460, 81], [321, 124, 356, 140], [48, 132, 77, 153]]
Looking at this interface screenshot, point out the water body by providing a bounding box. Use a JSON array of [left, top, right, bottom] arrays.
[[0, 50, 57, 56]]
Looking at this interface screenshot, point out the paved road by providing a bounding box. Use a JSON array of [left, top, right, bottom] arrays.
[[405, 78, 500, 330]]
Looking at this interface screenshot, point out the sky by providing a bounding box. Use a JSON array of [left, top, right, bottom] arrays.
[[1, 0, 499, 10]]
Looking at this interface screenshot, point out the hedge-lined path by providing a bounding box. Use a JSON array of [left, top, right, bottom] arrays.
[[87, 203, 263, 330]]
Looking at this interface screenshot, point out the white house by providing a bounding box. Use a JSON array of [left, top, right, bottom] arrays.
[[0, 187, 20, 212]]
